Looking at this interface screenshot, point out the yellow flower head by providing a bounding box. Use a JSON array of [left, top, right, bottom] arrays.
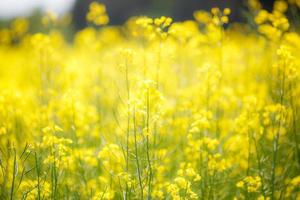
[[86, 2, 109, 25]]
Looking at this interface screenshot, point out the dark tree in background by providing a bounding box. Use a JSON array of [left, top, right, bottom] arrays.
[[72, 0, 276, 29]]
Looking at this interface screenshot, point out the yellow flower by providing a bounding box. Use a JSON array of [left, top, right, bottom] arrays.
[[86, 2, 109, 25], [11, 18, 29, 37], [236, 181, 244, 188]]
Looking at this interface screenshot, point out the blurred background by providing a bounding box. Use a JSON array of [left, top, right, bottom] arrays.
[[0, 0, 278, 28]]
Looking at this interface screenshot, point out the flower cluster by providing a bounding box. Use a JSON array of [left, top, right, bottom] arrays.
[[0, 1, 299, 199], [86, 2, 109, 25]]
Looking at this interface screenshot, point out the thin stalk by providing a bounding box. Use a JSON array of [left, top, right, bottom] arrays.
[[271, 57, 286, 200], [51, 148, 58, 200], [271, 130, 280, 200], [252, 135, 266, 198], [10, 148, 17, 200], [245, 129, 252, 200], [247, 128, 251, 176], [34, 152, 41, 200], [133, 106, 144, 199], [146, 88, 152, 200], [125, 56, 130, 200], [289, 83, 300, 167]]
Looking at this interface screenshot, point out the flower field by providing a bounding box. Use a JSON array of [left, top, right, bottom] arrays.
[[0, 1, 300, 199]]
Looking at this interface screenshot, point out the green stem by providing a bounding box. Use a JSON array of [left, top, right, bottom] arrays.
[[34, 152, 41, 200], [146, 89, 152, 200], [10, 148, 17, 200], [133, 106, 144, 199], [125, 57, 130, 199]]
